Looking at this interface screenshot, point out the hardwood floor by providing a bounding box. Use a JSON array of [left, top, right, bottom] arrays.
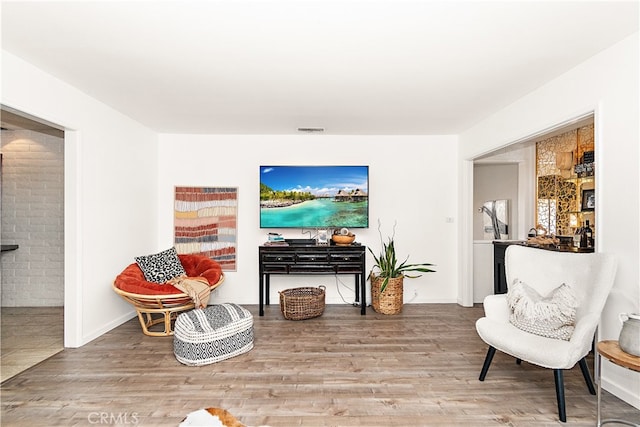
[[1, 304, 638, 426], [1, 306, 64, 382]]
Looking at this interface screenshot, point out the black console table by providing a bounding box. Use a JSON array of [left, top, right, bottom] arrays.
[[259, 239, 367, 316], [493, 241, 517, 294], [493, 240, 596, 294]]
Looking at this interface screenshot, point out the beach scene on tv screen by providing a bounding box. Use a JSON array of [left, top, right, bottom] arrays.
[[260, 166, 369, 228]]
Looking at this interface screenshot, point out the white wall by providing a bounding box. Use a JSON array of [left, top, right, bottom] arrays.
[[157, 134, 459, 306], [472, 241, 493, 304], [472, 163, 518, 303], [473, 164, 518, 241], [460, 33, 640, 408], [1, 50, 159, 347]]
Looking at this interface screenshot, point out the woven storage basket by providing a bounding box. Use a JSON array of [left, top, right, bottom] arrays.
[[279, 286, 326, 320], [371, 275, 403, 315]]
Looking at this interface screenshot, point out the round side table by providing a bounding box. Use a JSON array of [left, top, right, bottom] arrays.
[[596, 340, 640, 427]]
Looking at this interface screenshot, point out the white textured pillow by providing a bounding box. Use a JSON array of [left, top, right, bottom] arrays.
[[507, 280, 578, 341]]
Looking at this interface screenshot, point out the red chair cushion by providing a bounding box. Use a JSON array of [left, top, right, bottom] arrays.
[[115, 254, 223, 296]]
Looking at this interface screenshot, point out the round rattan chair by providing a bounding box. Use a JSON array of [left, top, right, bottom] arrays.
[[113, 254, 224, 337]]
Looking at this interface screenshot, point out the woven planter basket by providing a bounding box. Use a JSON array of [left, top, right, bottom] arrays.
[[371, 275, 403, 315], [279, 286, 326, 320]]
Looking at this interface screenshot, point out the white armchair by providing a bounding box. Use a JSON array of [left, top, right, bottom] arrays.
[[476, 244, 617, 422]]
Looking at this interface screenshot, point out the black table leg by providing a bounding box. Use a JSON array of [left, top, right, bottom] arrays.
[[265, 274, 270, 305], [360, 273, 366, 315], [259, 274, 264, 316]]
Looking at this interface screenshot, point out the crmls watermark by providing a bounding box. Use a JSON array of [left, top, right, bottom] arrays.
[[87, 412, 139, 425]]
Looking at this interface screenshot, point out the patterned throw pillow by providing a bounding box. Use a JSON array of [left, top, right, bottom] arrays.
[[507, 280, 578, 341], [135, 247, 186, 283]]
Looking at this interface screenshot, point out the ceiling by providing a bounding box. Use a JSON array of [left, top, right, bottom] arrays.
[[1, 1, 638, 135]]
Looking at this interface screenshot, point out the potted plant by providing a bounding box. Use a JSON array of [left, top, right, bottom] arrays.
[[368, 221, 435, 314]]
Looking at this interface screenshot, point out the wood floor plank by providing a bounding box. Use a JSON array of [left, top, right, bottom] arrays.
[[0, 306, 64, 382], [1, 304, 639, 426]]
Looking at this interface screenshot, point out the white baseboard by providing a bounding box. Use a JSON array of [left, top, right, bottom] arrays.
[[602, 377, 640, 411], [80, 310, 136, 347]]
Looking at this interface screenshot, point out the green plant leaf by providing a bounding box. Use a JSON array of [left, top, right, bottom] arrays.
[[368, 221, 435, 293]]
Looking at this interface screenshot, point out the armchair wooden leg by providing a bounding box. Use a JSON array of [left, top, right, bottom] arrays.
[[479, 346, 496, 381], [578, 357, 596, 395], [554, 369, 567, 422]]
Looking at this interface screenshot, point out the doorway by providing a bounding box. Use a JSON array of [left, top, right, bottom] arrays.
[[472, 163, 520, 303], [0, 107, 65, 382], [469, 113, 595, 304]]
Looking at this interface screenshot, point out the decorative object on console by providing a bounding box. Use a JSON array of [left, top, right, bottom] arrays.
[[264, 232, 288, 246], [267, 232, 284, 242], [526, 235, 559, 247], [368, 220, 435, 315], [331, 228, 356, 246], [315, 229, 329, 246], [174, 186, 238, 271]]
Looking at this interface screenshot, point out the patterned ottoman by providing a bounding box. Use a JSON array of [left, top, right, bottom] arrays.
[[173, 303, 254, 366]]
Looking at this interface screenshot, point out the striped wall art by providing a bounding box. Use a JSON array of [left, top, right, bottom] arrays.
[[174, 186, 238, 271]]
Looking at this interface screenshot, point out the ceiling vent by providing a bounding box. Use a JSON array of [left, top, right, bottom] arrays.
[[297, 127, 325, 133]]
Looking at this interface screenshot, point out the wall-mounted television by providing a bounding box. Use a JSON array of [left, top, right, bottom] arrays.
[[260, 165, 369, 229]]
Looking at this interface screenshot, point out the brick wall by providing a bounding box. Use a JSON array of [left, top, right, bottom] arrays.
[[1, 130, 64, 307]]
